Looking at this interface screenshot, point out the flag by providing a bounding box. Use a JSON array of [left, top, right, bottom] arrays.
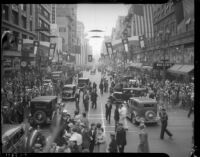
[[49, 43, 56, 60], [88, 55, 92, 62], [105, 42, 113, 58], [133, 4, 144, 16], [33, 41, 39, 55], [175, 0, 184, 25], [122, 38, 129, 53], [17, 39, 23, 52]]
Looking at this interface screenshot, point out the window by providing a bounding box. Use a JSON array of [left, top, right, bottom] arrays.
[[21, 16, 27, 29], [22, 34, 27, 39], [12, 10, 19, 25], [21, 4, 27, 11], [29, 36, 33, 40], [2, 5, 9, 21], [30, 4, 32, 15], [30, 20, 32, 31]]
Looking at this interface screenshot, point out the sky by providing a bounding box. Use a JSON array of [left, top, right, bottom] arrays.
[[77, 4, 129, 60]]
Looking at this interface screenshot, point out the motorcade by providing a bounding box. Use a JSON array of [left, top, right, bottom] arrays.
[[29, 96, 57, 126], [126, 97, 160, 125], [110, 87, 147, 104], [62, 84, 76, 101], [2, 124, 26, 153], [77, 78, 90, 92]]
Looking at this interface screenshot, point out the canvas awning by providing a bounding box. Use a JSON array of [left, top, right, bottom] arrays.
[[167, 64, 183, 74], [177, 65, 194, 74]]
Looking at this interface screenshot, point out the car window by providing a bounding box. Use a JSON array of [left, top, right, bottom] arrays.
[[144, 104, 155, 107]]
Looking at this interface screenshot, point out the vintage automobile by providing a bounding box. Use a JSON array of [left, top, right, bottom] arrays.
[[43, 79, 53, 86], [126, 97, 160, 125], [29, 96, 57, 126], [77, 78, 90, 92], [2, 124, 26, 153], [110, 87, 147, 104], [62, 84, 76, 101]]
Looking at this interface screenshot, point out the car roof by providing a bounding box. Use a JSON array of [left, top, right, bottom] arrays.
[[31, 96, 57, 103], [2, 124, 24, 139], [123, 88, 146, 91], [130, 97, 157, 103], [113, 92, 123, 94], [78, 78, 89, 80], [64, 84, 76, 87]]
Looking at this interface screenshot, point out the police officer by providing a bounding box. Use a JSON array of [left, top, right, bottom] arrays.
[[159, 108, 173, 140]]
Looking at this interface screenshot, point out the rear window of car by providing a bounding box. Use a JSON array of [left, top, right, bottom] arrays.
[[144, 104, 155, 107]]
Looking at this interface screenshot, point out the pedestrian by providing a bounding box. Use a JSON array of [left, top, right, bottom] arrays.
[[80, 123, 90, 152], [94, 127, 107, 152], [83, 90, 89, 113], [187, 93, 194, 118], [88, 123, 96, 153], [118, 103, 128, 130], [93, 82, 97, 90], [91, 89, 98, 109], [105, 100, 112, 124], [116, 122, 127, 153], [81, 112, 89, 129], [99, 81, 104, 95], [69, 127, 82, 152], [114, 104, 120, 132], [108, 133, 118, 153], [137, 123, 149, 153], [159, 108, 173, 140]]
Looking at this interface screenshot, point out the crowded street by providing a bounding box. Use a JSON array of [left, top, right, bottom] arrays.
[[1, 2, 195, 156]]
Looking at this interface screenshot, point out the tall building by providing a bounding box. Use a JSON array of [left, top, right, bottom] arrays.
[[76, 21, 85, 65], [56, 4, 77, 55], [2, 4, 37, 73], [35, 4, 51, 42], [114, 16, 125, 40]]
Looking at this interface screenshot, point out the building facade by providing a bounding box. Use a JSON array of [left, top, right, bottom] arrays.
[[2, 4, 37, 74], [35, 4, 51, 42]]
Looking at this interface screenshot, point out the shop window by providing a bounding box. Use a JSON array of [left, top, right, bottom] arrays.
[[12, 10, 19, 25], [22, 34, 27, 39]]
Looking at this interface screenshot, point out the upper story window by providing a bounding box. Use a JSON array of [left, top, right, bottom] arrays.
[[22, 16, 27, 29], [2, 5, 9, 21], [21, 4, 27, 11], [12, 10, 19, 25]]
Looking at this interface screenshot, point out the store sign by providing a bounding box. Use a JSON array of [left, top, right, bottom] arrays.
[[3, 59, 12, 68], [154, 62, 173, 69]]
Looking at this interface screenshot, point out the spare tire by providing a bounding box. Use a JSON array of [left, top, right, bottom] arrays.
[[145, 110, 156, 121], [33, 110, 46, 124]]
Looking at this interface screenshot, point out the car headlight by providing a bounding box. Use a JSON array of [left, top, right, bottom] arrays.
[[149, 114, 153, 117]]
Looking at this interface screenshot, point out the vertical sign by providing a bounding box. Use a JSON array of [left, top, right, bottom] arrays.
[[49, 43, 56, 60], [33, 41, 40, 55]]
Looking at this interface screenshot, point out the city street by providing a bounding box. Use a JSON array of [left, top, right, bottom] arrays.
[[61, 71, 193, 156]]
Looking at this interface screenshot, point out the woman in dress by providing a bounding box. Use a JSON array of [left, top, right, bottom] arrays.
[[137, 123, 149, 153], [94, 124, 107, 152]]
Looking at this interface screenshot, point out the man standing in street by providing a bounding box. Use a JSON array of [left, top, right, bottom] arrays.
[[91, 89, 98, 109], [83, 90, 89, 113], [118, 103, 128, 130], [116, 123, 127, 153], [105, 100, 112, 124], [75, 89, 80, 113], [114, 104, 120, 132], [99, 81, 104, 95], [159, 108, 173, 140], [88, 123, 96, 153]]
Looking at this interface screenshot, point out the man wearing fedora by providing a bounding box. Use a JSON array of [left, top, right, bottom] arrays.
[[108, 132, 118, 153], [105, 100, 112, 124], [116, 122, 127, 153], [159, 108, 173, 140]]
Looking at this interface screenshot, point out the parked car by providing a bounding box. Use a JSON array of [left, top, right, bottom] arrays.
[[62, 84, 76, 101], [2, 124, 26, 153], [126, 97, 160, 125], [28, 96, 57, 126], [77, 78, 90, 92], [110, 87, 147, 104]]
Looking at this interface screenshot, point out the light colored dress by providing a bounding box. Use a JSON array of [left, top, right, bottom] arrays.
[[137, 131, 150, 153], [93, 129, 107, 152]]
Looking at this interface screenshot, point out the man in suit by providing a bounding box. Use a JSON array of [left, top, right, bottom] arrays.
[[105, 100, 112, 124], [116, 123, 127, 153], [88, 123, 96, 153], [91, 89, 98, 109], [159, 108, 173, 140]]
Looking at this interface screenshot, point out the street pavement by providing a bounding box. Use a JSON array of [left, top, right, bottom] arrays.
[[2, 70, 193, 155], [62, 70, 193, 156]]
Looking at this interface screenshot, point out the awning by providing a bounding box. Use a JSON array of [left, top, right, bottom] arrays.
[[167, 64, 183, 73], [177, 65, 194, 74]]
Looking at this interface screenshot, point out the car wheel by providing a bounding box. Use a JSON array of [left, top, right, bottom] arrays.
[[33, 110, 46, 124], [145, 110, 156, 122]]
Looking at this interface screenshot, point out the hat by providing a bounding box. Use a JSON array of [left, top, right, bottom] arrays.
[[62, 109, 68, 114]]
